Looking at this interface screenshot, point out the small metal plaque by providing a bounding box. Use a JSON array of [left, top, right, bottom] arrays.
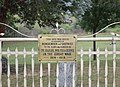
[[38, 34, 77, 62]]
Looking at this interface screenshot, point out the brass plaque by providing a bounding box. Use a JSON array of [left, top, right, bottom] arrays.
[[38, 34, 77, 62]]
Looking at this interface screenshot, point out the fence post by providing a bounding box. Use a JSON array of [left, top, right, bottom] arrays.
[[0, 41, 2, 87], [50, 23, 75, 87], [59, 62, 75, 87]]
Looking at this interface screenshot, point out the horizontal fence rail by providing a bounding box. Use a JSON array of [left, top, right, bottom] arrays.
[[0, 37, 120, 41], [0, 37, 120, 87]]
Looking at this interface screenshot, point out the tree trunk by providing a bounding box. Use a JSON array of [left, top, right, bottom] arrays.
[[93, 28, 96, 60], [59, 62, 76, 87]]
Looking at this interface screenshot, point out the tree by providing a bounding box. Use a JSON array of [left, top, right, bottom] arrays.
[[80, 0, 120, 60], [0, 0, 93, 35], [0, 0, 84, 35], [0, 0, 91, 87]]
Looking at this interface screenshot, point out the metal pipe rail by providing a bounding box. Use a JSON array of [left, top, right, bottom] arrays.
[[0, 37, 120, 42]]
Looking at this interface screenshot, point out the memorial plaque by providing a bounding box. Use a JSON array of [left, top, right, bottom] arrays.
[[38, 34, 77, 61]]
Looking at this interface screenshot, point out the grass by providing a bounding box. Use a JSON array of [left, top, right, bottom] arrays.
[[2, 42, 38, 64], [1, 33, 120, 87]]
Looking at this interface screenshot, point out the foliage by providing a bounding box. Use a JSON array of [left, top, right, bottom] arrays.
[[0, 0, 85, 28], [80, 0, 120, 33], [106, 25, 120, 32], [79, 0, 120, 60]]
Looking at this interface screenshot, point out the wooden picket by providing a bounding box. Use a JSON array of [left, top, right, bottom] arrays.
[[23, 48, 27, 87], [7, 48, 10, 87]]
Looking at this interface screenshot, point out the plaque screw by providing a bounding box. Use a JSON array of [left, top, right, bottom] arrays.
[[40, 36, 42, 38], [73, 36, 76, 38]]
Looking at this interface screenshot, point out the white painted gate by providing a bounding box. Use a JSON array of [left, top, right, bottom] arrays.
[[0, 37, 120, 87]]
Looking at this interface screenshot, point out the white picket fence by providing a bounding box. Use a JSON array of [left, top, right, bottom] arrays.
[[0, 37, 120, 87]]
